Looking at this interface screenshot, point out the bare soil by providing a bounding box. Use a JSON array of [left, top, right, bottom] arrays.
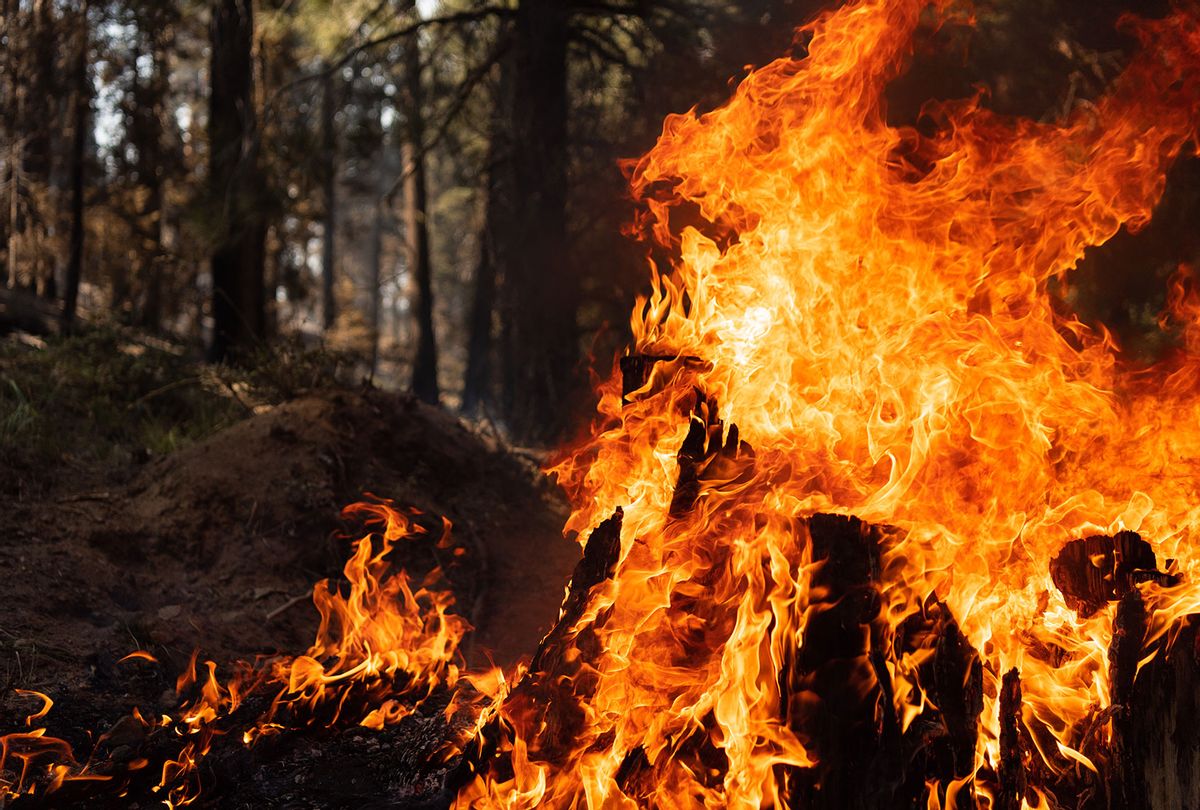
[[0, 388, 578, 788]]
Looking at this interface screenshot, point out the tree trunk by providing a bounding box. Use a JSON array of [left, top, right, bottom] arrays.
[[4, 3, 25, 291], [5, 131, 17, 293], [28, 0, 55, 300], [320, 66, 337, 332], [61, 0, 88, 334], [462, 226, 497, 416], [399, 1, 438, 404], [498, 0, 574, 443], [0, 1, 13, 289], [462, 57, 512, 417], [133, 18, 170, 331], [367, 197, 383, 377], [208, 0, 265, 362]]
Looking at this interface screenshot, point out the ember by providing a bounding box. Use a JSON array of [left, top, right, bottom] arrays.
[[4, 0, 1200, 807]]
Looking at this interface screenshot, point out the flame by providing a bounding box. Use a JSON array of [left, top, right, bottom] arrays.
[[0, 690, 112, 800], [464, 0, 1200, 804], [6, 1, 1200, 805], [157, 499, 491, 806], [2, 499, 497, 806]]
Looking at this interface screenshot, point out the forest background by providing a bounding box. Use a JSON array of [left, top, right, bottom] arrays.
[[1, 0, 1197, 455]]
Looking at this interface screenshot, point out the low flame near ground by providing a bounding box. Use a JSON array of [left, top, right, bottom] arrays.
[[2, 501, 500, 806], [5, 0, 1200, 806]]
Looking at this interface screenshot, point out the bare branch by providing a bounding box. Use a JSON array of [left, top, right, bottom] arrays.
[[265, 6, 513, 115], [383, 31, 512, 205]]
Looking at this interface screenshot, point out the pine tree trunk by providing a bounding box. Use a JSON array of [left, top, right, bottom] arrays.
[[462, 65, 511, 416], [61, 0, 88, 334], [208, 0, 265, 361], [4, 4, 25, 291], [135, 20, 170, 331], [0, 1, 14, 289], [320, 66, 337, 332], [367, 197, 383, 377], [400, 1, 438, 404], [498, 0, 574, 442]]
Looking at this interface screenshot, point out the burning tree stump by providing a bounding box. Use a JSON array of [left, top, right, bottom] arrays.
[[780, 516, 988, 810]]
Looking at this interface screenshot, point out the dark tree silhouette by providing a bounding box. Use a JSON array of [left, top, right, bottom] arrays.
[[62, 0, 90, 333], [401, 0, 439, 404], [497, 0, 574, 442], [208, 0, 265, 361], [320, 66, 338, 332]]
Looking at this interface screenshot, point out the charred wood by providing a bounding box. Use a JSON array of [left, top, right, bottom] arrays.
[[529, 508, 623, 675], [668, 391, 752, 518], [1108, 588, 1148, 810], [462, 508, 625, 782], [618, 353, 703, 403], [932, 612, 984, 785], [783, 514, 887, 809], [996, 667, 1026, 810], [1051, 532, 1177, 619], [1129, 617, 1200, 809]]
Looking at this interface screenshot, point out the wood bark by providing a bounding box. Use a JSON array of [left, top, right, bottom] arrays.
[[498, 0, 575, 443], [462, 58, 512, 417], [207, 0, 265, 362], [400, 0, 439, 405], [1130, 617, 1200, 809], [996, 668, 1026, 810], [320, 66, 338, 332], [61, 0, 88, 334], [1108, 589, 1148, 810]]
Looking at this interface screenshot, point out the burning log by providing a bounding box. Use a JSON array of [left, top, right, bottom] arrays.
[[1050, 532, 1178, 619], [930, 608, 984, 789], [668, 392, 750, 517], [782, 514, 887, 808], [1129, 617, 1200, 809], [528, 508, 623, 676], [1108, 589, 1148, 810], [618, 353, 704, 403], [461, 508, 624, 787], [996, 668, 1026, 810]]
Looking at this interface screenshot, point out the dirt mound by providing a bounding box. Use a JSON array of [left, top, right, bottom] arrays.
[[0, 389, 577, 749]]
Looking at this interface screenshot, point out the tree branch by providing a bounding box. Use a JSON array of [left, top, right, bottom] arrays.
[[265, 6, 513, 116], [383, 31, 512, 205]]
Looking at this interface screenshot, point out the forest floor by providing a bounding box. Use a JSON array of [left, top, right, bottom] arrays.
[[0, 329, 579, 794]]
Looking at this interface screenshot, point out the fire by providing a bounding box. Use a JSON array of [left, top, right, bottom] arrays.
[[5, 0, 1200, 806], [1, 500, 495, 805], [468, 0, 1200, 804], [157, 499, 491, 806]]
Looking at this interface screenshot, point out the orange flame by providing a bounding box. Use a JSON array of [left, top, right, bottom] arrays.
[[2, 499, 494, 805], [157, 499, 492, 805], [6, 2, 1200, 806], [464, 0, 1200, 804]]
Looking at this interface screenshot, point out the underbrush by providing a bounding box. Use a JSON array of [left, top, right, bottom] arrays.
[[0, 327, 358, 478]]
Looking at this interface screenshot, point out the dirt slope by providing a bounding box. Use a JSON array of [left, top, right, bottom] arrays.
[[0, 389, 577, 753]]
